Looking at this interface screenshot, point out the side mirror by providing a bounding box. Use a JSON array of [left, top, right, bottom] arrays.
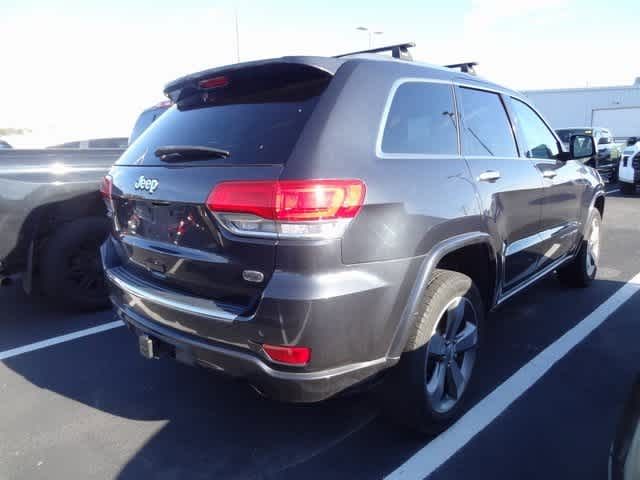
[[570, 134, 596, 160]]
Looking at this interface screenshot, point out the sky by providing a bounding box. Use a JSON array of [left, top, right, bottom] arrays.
[[1, 0, 639, 147]]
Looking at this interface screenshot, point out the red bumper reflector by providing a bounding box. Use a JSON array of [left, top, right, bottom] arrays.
[[262, 344, 311, 366]]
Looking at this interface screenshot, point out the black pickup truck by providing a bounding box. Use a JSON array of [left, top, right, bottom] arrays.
[[0, 102, 169, 310]]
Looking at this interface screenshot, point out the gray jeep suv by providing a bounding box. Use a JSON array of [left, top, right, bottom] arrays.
[[101, 43, 604, 432]]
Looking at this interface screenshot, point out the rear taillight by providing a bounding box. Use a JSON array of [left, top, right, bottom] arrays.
[[207, 179, 366, 239], [100, 175, 112, 200], [153, 99, 173, 108], [262, 344, 311, 366], [100, 175, 115, 219]]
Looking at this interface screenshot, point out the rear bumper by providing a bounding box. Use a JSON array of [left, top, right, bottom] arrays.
[[117, 305, 392, 402], [102, 236, 413, 402]]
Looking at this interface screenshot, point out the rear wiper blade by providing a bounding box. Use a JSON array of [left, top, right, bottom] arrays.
[[155, 145, 230, 161]]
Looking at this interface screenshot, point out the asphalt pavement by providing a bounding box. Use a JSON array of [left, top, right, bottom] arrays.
[[0, 187, 638, 480]]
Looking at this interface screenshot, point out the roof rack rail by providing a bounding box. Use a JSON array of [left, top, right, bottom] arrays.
[[445, 62, 478, 75], [334, 42, 415, 60]]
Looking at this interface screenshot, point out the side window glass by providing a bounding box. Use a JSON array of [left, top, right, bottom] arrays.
[[458, 88, 517, 157], [381, 82, 458, 155], [510, 99, 560, 159]]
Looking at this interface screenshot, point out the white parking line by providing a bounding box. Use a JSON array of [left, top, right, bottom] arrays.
[[386, 271, 640, 479], [607, 188, 620, 194], [0, 320, 124, 361]]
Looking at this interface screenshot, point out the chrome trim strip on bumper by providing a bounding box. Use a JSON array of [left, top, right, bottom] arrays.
[[105, 266, 239, 322]]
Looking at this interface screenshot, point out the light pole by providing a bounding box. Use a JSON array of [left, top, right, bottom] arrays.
[[234, 5, 241, 63], [356, 26, 383, 48]]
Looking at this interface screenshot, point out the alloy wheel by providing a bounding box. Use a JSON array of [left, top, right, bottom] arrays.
[[586, 215, 601, 278], [67, 242, 106, 297], [425, 296, 478, 413]]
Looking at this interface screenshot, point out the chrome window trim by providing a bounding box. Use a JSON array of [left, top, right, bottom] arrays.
[[375, 76, 531, 161], [456, 81, 527, 102]]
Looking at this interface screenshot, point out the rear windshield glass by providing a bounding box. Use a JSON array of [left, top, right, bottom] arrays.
[[117, 66, 330, 166], [128, 106, 169, 145]]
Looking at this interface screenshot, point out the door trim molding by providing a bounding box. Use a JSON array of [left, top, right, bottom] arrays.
[[505, 222, 580, 257], [496, 252, 575, 305]]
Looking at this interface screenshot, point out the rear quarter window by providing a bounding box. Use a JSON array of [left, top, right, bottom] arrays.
[[380, 81, 458, 156]]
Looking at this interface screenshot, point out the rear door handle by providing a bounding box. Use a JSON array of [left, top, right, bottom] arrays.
[[478, 170, 501, 182], [542, 170, 557, 179]]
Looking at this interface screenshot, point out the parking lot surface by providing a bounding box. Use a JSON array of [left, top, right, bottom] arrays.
[[1, 187, 639, 479]]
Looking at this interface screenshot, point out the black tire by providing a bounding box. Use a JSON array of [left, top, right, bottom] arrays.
[[620, 182, 635, 195], [557, 209, 602, 288], [40, 216, 111, 311], [380, 269, 484, 433]]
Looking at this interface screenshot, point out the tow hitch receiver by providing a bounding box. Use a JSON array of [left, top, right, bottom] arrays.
[[139, 335, 157, 359]]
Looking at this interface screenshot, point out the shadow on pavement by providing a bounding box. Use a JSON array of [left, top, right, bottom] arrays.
[[0, 280, 113, 351], [0, 274, 633, 479]]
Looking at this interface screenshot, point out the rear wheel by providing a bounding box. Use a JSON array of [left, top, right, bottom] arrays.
[[620, 182, 635, 195], [381, 269, 483, 433], [558, 209, 601, 288], [40, 217, 111, 311]]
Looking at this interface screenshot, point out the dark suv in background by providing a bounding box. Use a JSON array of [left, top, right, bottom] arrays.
[[102, 43, 604, 432], [556, 127, 621, 182]]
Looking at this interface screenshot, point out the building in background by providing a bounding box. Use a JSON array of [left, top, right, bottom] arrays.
[[523, 79, 640, 140]]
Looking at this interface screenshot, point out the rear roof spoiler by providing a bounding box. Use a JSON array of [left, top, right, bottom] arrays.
[[163, 57, 343, 103]]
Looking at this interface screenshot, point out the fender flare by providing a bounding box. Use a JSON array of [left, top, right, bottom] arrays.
[[386, 231, 496, 359], [591, 190, 606, 212], [22, 193, 107, 294], [19, 209, 47, 294], [584, 189, 606, 235]]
